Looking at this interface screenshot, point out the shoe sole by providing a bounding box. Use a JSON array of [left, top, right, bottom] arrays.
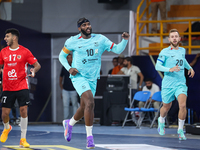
[[62, 120, 67, 140], [86, 147, 95, 149], [62, 120, 71, 142], [179, 138, 187, 140], [19, 145, 30, 148]]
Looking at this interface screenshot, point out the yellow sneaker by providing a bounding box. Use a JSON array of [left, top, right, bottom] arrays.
[[19, 138, 30, 148], [0, 125, 12, 143]]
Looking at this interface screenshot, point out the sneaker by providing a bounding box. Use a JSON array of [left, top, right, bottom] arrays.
[[157, 117, 165, 135], [19, 138, 30, 148], [177, 129, 187, 140], [62, 119, 72, 142], [0, 125, 12, 143], [86, 136, 95, 149]]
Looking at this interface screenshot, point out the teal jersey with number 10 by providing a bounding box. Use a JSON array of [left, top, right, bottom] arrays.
[[64, 33, 114, 81]]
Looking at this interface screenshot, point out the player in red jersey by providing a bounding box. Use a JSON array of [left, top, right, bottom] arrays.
[[0, 28, 41, 148]]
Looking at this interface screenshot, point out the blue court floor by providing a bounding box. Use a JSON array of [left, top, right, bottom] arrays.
[[0, 123, 199, 150]]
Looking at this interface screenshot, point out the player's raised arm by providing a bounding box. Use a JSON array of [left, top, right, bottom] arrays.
[[110, 32, 130, 54]]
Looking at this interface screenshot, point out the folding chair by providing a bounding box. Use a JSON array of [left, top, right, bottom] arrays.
[[136, 91, 169, 128], [122, 91, 151, 128]]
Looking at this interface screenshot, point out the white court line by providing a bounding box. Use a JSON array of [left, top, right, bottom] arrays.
[[95, 144, 177, 150]]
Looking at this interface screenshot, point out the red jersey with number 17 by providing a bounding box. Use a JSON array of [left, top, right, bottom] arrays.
[[0, 45, 37, 91]]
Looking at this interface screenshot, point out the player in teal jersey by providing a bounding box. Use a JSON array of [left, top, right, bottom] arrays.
[[155, 29, 195, 140], [59, 17, 129, 149]]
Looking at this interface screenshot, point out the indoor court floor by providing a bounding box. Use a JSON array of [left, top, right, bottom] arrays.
[[0, 123, 199, 150]]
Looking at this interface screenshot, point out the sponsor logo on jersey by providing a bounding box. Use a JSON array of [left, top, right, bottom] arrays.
[[82, 85, 86, 89], [171, 55, 175, 57], [7, 62, 17, 67], [94, 42, 99, 47], [8, 69, 17, 78], [82, 59, 87, 64], [17, 55, 21, 59]]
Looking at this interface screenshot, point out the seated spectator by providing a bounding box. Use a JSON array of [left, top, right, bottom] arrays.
[[139, 78, 160, 111], [108, 57, 118, 74], [111, 54, 124, 74]]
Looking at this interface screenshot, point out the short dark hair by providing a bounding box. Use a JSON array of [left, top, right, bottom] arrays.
[[144, 78, 152, 82], [77, 17, 90, 28], [125, 56, 132, 64], [5, 28, 20, 39], [113, 57, 118, 61]]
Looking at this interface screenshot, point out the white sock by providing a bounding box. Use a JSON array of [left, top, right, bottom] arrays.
[[69, 116, 78, 126], [159, 116, 166, 123], [3, 121, 10, 129], [178, 119, 185, 130], [21, 117, 28, 139], [85, 125, 93, 137]]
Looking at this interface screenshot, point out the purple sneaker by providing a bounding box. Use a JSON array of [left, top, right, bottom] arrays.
[[62, 120, 72, 142], [86, 136, 95, 149]]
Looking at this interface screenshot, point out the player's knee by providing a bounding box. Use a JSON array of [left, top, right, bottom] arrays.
[[20, 106, 28, 117], [2, 112, 9, 119], [85, 99, 95, 110], [179, 103, 186, 110]]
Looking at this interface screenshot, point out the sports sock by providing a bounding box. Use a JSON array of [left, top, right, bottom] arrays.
[[69, 116, 78, 126], [178, 118, 185, 130], [159, 116, 166, 123], [21, 117, 28, 139], [3, 121, 10, 129], [85, 125, 93, 137]]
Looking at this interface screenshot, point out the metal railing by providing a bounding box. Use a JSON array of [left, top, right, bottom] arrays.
[[136, 0, 200, 55]]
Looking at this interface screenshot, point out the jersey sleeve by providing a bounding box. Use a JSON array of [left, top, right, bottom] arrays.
[[101, 35, 114, 52], [26, 50, 37, 65], [155, 50, 170, 72], [62, 37, 73, 54], [184, 58, 192, 70]]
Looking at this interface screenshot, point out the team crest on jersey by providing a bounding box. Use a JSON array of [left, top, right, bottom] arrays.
[[94, 42, 99, 47], [17, 55, 21, 59], [95, 49, 98, 55]]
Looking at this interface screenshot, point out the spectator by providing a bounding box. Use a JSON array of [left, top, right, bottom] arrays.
[[59, 54, 78, 119], [139, 78, 160, 117], [151, 0, 167, 34], [118, 57, 144, 101], [111, 54, 124, 74], [108, 57, 118, 74]]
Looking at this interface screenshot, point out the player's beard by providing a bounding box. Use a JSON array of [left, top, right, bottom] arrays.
[[7, 39, 13, 47], [81, 28, 92, 37], [170, 41, 180, 48]]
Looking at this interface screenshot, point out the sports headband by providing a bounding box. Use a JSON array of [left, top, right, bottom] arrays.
[[77, 19, 90, 28]]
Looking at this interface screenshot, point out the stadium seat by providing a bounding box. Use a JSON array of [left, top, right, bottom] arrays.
[[122, 91, 151, 128]]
